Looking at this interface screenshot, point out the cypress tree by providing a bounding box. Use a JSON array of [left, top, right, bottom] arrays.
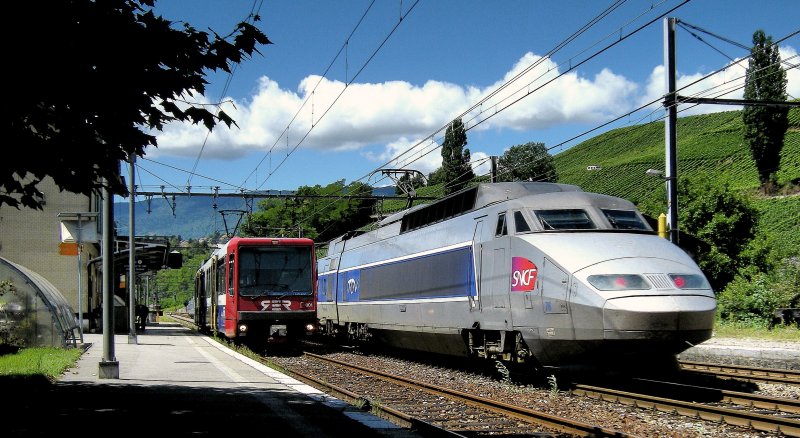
[[441, 118, 474, 194], [742, 30, 789, 192]]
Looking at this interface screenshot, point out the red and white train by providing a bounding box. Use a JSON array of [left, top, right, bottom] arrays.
[[194, 237, 317, 346]]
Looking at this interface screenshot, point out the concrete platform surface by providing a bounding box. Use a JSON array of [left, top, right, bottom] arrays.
[[3, 322, 422, 438]]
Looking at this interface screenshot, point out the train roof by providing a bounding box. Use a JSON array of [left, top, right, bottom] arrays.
[[378, 182, 582, 231]]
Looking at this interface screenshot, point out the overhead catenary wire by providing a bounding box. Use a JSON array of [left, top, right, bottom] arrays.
[[381, 1, 694, 185], [138, 2, 798, 241], [185, 0, 265, 189], [411, 24, 800, 189], [364, 0, 643, 179], [155, 0, 792, 199], [144, 0, 677, 203], [239, 0, 379, 188], [272, 1, 702, 236], [240, 0, 423, 191], [476, 47, 798, 186], [376, 32, 799, 218]]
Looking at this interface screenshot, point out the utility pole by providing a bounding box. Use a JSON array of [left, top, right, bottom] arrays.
[[128, 154, 137, 344], [76, 214, 84, 343], [664, 17, 679, 244], [99, 177, 119, 379]]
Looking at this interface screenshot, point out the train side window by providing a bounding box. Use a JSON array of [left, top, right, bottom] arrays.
[[513, 210, 531, 233], [495, 213, 507, 236]]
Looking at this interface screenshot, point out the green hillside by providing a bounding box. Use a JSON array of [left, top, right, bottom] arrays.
[[553, 108, 800, 257], [554, 109, 799, 204]]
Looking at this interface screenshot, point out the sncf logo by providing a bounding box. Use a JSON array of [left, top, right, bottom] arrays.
[[511, 257, 538, 292], [260, 299, 291, 311], [347, 278, 359, 294]]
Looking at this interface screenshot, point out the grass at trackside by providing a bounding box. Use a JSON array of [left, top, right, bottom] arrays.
[[713, 321, 800, 341], [0, 347, 84, 380]]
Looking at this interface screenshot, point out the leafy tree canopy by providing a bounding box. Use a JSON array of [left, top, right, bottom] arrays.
[[427, 167, 447, 186], [675, 176, 760, 292], [496, 142, 558, 182], [243, 181, 376, 243], [4, 0, 271, 210]]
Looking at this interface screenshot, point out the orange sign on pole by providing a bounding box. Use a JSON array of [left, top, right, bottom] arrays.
[[59, 242, 79, 256]]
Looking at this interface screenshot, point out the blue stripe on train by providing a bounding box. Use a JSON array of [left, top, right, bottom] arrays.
[[317, 245, 476, 303]]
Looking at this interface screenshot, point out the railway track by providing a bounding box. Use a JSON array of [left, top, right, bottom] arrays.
[[165, 312, 196, 329], [268, 351, 631, 437], [570, 382, 800, 437], [168, 314, 800, 436], [270, 349, 800, 437], [624, 377, 800, 415], [284, 351, 800, 437], [680, 360, 800, 386]]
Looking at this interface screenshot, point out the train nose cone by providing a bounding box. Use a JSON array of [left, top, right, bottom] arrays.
[[603, 295, 716, 339]]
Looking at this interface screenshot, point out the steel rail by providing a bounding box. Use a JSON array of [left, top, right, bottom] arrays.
[[267, 358, 464, 438], [164, 315, 461, 437], [572, 383, 800, 437], [680, 360, 800, 386], [304, 352, 631, 437], [631, 377, 800, 415]]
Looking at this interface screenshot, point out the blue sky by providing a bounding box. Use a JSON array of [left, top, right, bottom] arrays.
[[133, 0, 800, 197]]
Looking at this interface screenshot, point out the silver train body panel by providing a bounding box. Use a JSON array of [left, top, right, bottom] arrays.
[[316, 182, 716, 367]]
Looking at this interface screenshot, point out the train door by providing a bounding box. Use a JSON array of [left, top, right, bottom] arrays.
[[319, 238, 347, 331], [215, 255, 226, 335], [478, 212, 513, 330], [329, 256, 341, 322], [470, 218, 484, 312], [539, 257, 573, 339], [318, 255, 340, 322], [224, 251, 236, 337], [195, 272, 207, 329]]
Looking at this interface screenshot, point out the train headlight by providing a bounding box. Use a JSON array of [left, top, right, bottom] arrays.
[[587, 274, 650, 290], [238, 323, 248, 333], [669, 274, 710, 289], [305, 323, 316, 332]]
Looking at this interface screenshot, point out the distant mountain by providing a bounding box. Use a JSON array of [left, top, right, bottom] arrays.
[[115, 195, 248, 240], [372, 185, 397, 196], [115, 186, 399, 239]]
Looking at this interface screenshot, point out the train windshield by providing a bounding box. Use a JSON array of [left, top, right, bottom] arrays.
[[601, 209, 650, 230], [237, 246, 313, 297], [533, 209, 596, 230]]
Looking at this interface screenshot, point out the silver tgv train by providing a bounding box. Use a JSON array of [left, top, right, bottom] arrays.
[[316, 182, 716, 371]]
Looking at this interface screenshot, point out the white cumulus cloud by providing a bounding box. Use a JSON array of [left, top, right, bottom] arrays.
[[152, 44, 797, 172]]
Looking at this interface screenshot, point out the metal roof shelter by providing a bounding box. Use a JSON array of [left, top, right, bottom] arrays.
[[83, 236, 181, 334], [110, 236, 182, 274], [0, 256, 81, 349], [86, 236, 182, 280]]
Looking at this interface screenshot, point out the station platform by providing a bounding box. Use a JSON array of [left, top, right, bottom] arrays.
[[4, 322, 421, 437], [678, 335, 800, 370]]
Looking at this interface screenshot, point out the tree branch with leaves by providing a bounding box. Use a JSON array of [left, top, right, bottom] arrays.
[[4, 0, 271, 209]]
